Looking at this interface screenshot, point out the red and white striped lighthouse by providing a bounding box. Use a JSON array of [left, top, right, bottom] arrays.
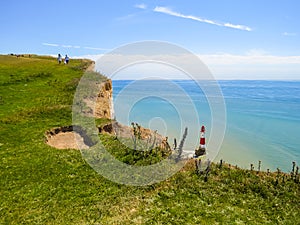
[[200, 125, 206, 148]]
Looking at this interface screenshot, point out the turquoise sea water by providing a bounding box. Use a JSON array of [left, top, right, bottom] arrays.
[[112, 80, 300, 172]]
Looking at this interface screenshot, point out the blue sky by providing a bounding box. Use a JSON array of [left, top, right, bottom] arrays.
[[1, 0, 300, 79]]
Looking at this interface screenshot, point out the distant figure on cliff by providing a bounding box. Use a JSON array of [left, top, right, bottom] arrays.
[[57, 54, 62, 64], [64, 55, 69, 64]]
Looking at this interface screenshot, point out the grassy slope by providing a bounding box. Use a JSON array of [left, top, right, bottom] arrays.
[[0, 55, 299, 224]]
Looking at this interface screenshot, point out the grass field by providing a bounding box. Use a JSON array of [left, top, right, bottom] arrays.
[[0, 55, 299, 224]]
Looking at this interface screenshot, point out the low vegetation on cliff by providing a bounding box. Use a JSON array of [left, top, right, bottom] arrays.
[[0, 55, 299, 224]]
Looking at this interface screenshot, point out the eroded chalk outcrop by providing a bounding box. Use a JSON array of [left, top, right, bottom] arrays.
[[46, 62, 170, 151], [82, 79, 114, 119], [98, 121, 171, 152]]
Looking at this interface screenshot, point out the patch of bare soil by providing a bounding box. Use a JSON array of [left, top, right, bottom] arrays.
[[45, 126, 92, 150]]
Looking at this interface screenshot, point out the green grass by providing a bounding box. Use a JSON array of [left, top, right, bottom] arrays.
[[100, 134, 171, 166], [0, 55, 299, 224]]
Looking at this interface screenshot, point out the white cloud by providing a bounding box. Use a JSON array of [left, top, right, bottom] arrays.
[[71, 51, 300, 80], [42, 43, 81, 49], [62, 45, 73, 48], [74, 52, 300, 67], [153, 6, 252, 31], [42, 43, 112, 51], [72, 54, 103, 62], [199, 53, 300, 65], [199, 53, 300, 79], [223, 23, 252, 32], [42, 43, 59, 47], [134, 3, 147, 9]]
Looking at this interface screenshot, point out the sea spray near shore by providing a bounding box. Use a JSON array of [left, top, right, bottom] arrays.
[[113, 80, 300, 172]]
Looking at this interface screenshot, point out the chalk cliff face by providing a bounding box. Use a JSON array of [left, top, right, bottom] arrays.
[[95, 79, 171, 152], [94, 79, 114, 119], [82, 77, 113, 119]]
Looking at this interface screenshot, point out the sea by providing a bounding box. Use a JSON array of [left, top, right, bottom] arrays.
[[112, 80, 300, 172]]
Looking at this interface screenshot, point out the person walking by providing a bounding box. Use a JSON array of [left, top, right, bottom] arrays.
[[57, 54, 62, 64], [64, 55, 69, 64]]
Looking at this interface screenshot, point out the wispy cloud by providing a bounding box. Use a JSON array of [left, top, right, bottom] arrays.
[[135, 3, 147, 9], [43, 43, 80, 49], [62, 45, 74, 48], [223, 23, 252, 31], [153, 6, 252, 31], [42, 43, 59, 47], [42, 43, 110, 51], [117, 4, 147, 21], [282, 32, 297, 36]]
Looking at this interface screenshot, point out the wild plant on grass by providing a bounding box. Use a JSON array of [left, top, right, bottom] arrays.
[[204, 160, 211, 182], [131, 122, 141, 151], [219, 159, 223, 169], [258, 160, 261, 172], [276, 168, 281, 185], [291, 161, 296, 180], [176, 127, 188, 162], [173, 138, 177, 150], [295, 166, 299, 183]]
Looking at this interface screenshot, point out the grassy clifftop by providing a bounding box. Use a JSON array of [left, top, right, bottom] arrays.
[[0, 55, 299, 224]]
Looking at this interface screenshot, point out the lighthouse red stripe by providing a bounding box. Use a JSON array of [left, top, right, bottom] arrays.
[[200, 138, 205, 145]]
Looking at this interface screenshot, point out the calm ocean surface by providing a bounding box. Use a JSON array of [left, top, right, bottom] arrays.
[[112, 80, 300, 172]]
